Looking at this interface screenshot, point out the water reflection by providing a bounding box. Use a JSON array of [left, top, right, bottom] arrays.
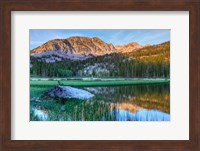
[[111, 109, 170, 121], [58, 84, 170, 121], [85, 84, 170, 113], [32, 84, 170, 121]]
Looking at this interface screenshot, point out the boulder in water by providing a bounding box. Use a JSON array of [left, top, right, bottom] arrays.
[[44, 86, 94, 100]]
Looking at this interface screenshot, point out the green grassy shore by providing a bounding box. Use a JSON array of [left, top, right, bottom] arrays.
[[30, 79, 170, 88]]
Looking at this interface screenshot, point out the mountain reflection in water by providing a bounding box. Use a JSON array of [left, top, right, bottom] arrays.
[[32, 84, 170, 121], [83, 84, 170, 121]]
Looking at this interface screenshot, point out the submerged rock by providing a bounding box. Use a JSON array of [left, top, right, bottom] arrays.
[[44, 86, 94, 100]]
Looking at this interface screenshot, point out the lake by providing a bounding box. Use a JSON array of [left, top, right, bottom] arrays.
[[31, 83, 170, 121], [84, 84, 170, 121]]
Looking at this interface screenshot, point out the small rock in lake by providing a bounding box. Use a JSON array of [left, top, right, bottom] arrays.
[[30, 97, 36, 101], [32, 108, 48, 121], [35, 97, 42, 102], [61, 105, 65, 111], [44, 86, 94, 100]]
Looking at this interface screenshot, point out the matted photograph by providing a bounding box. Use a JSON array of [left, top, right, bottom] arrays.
[[30, 29, 170, 121], [2, 0, 198, 149]]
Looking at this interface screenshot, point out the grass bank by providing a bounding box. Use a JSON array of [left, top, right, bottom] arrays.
[[30, 79, 170, 87]]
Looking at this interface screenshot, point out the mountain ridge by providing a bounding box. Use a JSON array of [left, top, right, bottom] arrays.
[[30, 36, 170, 64], [31, 36, 116, 56], [30, 36, 145, 57]]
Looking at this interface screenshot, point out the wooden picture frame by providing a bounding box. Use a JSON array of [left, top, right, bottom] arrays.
[[0, 0, 199, 150]]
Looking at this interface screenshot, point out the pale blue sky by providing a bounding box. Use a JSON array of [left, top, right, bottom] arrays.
[[30, 29, 170, 50]]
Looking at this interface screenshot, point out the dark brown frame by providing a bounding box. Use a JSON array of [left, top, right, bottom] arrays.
[[0, 0, 200, 150]]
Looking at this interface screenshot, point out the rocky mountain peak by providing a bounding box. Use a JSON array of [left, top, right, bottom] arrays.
[[30, 36, 150, 61], [115, 42, 143, 53], [30, 36, 118, 56]]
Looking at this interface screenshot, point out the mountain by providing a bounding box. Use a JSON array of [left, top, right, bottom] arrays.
[[31, 36, 116, 56], [115, 42, 143, 53], [30, 36, 143, 61], [124, 41, 170, 63]]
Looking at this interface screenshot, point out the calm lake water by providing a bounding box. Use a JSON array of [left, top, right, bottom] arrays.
[[31, 83, 170, 121], [50, 84, 170, 121]]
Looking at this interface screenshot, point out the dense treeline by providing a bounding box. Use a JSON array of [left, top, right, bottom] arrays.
[[30, 58, 75, 77], [30, 54, 169, 78]]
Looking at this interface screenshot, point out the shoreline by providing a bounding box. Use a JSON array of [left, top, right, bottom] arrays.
[[30, 78, 170, 87]]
